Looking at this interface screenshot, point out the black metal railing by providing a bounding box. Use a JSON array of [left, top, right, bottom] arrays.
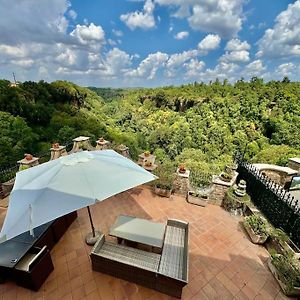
[[236, 156, 300, 248]]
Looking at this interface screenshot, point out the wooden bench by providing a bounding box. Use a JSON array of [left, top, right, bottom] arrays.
[[90, 218, 189, 298]]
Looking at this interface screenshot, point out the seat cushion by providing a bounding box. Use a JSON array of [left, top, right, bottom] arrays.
[[159, 225, 185, 280], [97, 242, 161, 272]]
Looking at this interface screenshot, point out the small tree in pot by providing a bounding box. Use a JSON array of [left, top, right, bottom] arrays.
[[153, 161, 175, 198], [187, 169, 213, 207]]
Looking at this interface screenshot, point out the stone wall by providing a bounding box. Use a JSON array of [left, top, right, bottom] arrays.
[[173, 171, 190, 196], [209, 184, 229, 206], [208, 172, 238, 206], [288, 158, 300, 173]]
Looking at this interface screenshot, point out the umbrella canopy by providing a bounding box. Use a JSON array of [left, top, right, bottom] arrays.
[[0, 150, 157, 242]]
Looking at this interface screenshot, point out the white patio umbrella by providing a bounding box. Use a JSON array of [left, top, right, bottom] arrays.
[[0, 150, 157, 244]]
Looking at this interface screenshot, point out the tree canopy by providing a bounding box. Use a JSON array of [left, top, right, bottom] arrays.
[[0, 78, 299, 178]]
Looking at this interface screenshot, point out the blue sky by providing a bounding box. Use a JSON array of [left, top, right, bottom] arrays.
[[0, 0, 299, 87]]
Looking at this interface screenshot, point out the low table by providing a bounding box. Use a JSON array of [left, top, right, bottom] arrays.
[[109, 215, 166, 251]]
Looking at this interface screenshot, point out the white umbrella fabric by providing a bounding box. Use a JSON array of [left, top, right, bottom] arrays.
[[0, 150, 157, 243]]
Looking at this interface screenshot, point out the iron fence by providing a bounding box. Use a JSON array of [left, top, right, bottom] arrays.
[[236, 156, 300, 248]]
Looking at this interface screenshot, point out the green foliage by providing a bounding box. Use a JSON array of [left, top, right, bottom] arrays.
[[252, 145, 300, 166], [270, 252, 300, 291], [244, 214, 269, 237], [0, 111, 38, 168], [270, 228, 290, 245], [1, 78, 300, 176], [153, 160, 176, 190]]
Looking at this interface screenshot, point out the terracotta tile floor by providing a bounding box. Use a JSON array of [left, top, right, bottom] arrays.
[[0, 186, 295, 300]]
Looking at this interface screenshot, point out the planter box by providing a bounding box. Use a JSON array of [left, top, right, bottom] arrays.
[[285, 240, 300, 259], [267, 258, 300, 297], [243, 222, 268, 244], [186, 192, 207, 207], [266, 238, 300, 259], [154, 187, 172, 198]]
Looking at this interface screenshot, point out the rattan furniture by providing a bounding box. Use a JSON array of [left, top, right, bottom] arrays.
[[0, 211, 78, 289], [90, 218, 189, 298], [13, 246, 54, 291]]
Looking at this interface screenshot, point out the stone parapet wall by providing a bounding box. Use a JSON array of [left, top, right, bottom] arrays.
[[208, 184, 229, 206]]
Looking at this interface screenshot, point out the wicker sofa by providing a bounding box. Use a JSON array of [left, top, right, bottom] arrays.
[[90, 219, 189, 298]]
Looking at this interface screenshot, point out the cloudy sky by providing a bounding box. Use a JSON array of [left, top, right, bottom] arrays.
[[0, 0, 299, 87]]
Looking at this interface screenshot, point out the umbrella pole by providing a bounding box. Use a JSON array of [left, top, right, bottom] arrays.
[[85, 206, 101, 245], [87, 206, 95, 237]]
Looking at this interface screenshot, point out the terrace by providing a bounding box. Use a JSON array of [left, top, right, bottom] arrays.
[[0, 186, 295, 300]]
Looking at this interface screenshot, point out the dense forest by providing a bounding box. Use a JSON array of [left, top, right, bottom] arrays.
[[0, 78, 300, 183]]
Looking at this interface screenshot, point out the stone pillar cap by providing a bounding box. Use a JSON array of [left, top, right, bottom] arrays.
[[73, 136, 90, 142], [17, 156, 39, 165], [50, 145, 66, 151]]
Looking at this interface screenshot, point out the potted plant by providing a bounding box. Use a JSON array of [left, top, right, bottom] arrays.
[[153, 162, 175, 198], [268, 249, 300, 296], [187, 170, 212, 207], [222, 186, 251, 215], [220, 171, 233, 182], [269, 228, 300, 259], [243, 214, 269, 244]]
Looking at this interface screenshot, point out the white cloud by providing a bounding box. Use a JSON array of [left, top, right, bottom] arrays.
[[200, 61, 240, 82], [188, 0, 244, 38], [174, 31, 189, 40], [120, 0, 156, 30], [220, 50, 250, 63], [165, 50, 198, 77], [225, 38, 250, 51], [126, 52, 169, 79], [70, 23, 105, 46], [220, 38, 250, 62], [184, 59, 205, 78], [102, 48, 132, 77], [198, 34, 221, 54], [112, 29, 123, 37], [276, 63, 296, 76], [0, 0, 71, 45], [258, 0, 300, 58], [154, 0, 245, 38], [244, 60, 266, 76], [68, 10, 77, 20]]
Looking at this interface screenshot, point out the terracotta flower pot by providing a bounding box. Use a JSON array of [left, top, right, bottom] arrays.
[[25, 154, 33, 161], [178, 164, 186, 174]]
